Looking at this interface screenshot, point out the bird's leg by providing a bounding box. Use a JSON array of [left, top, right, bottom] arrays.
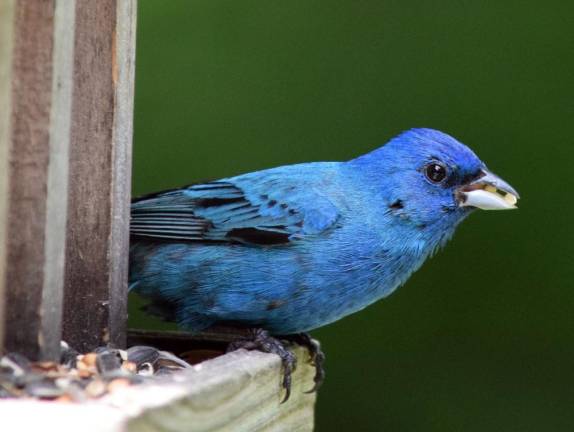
[[282, 332, 325, 393], [226, 328, 297, 403]]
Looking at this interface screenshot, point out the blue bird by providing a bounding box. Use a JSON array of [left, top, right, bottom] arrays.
[[129, 128, 519, 399]]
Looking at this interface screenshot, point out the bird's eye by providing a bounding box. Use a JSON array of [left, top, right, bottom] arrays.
[[424, 163, 447, 183]]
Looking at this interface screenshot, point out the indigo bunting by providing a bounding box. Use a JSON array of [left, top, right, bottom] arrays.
[[130, 128, 519, 398]]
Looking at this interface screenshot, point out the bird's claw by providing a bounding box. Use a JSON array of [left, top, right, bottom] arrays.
[[227, 329, 325, 401], [227, 328, 297, 403], [284, 332, 325, 393]]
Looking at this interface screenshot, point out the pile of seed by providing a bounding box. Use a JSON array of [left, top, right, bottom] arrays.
[[0, 343, 192, 402]]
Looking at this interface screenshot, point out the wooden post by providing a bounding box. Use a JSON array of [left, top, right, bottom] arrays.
[[62, 0, 137, 353], [0, 0, 74, 361], [0, 0, 136, 359]]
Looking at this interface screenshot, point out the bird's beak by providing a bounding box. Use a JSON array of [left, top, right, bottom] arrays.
[[457, 169, 520, 210]]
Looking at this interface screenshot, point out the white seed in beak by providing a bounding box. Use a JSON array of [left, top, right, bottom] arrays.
[[460, 189, 518, 210]]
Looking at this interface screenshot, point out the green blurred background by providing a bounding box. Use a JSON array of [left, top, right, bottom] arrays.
[[130, 1, 574, 430]]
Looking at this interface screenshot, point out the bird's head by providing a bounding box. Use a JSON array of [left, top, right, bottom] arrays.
[[350, 128, 519, 230]]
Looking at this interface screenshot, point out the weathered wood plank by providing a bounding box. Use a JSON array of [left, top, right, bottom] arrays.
[[62, 0, 137, 353], [0, 0, 74, 361], [42, 0, 76, 360], [0, 0, 16, 357], [126, 348, 316, 432]]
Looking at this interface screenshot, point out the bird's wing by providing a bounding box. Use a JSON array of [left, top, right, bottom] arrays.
[[130, 175, 340, 246]]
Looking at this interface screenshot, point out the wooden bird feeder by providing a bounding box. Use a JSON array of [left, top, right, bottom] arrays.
[[0, 2, 316, 430]]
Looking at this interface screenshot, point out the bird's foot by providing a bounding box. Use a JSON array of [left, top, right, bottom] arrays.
[[282, 332, 325, 393], [227, 328, 297, 403]]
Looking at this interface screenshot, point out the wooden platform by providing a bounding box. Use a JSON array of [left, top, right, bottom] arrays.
[[0, 347, 316, 432]]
